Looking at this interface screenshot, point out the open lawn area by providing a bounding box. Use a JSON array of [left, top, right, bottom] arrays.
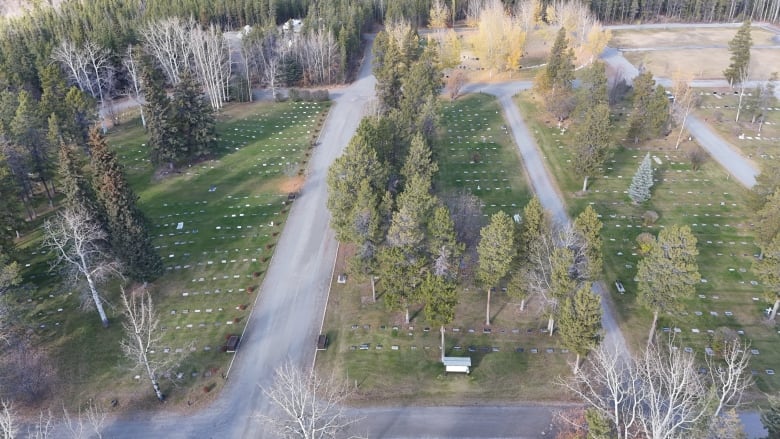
[[610, 26, 778, 49], [317, 94, 579, 404], [623, 48, 780, 81], [10, 100, 329, 410], [515, 91, 780, 396]]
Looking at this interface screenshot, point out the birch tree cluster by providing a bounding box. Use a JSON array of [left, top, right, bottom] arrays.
[[562, 338, 752, 439]]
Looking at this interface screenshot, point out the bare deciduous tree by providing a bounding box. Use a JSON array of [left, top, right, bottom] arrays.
[[27, 408, 55, 439], [0, 400, 18, 439], [62, 400, 107, 439], [708, 338, 752, 417], [561, 338, 752, 439], [120, 285, 173, 402], [261, 362, 362, 439], [44, 207, 120, 328], [190, 24, 231, 110], [672, 76, 698, 150], [140, 17, 193, 85], [122, 45, 146, 128], [53, 40, 114, 132]]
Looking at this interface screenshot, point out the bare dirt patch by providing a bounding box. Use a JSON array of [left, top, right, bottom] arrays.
[[278, 175, 304, 194]]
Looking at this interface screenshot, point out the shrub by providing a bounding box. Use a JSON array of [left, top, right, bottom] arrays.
[[642, 210, 659, 226], [636, 232, 655, 255]]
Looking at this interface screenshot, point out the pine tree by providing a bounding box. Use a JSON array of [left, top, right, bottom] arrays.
[[400, 133, 438, 184], [426, 205, 463, 279], [0, 161, 21, 256], [327, 131, 388, 244], [574, 61, 608, 119], [420, 273, 458, 360], [558, 282, 601, 373], [626, 71, 659, 143], [142, 63, 174, 166], [11, 90, 55, 204], [518, 197, 549, 261], [536, 27, 575, 95], [574, 205, 604, 279], [168, 72, 218, 164], [89, 128, 162, 281], [377, 245, 427, 324], [477, 211, 515, 326], [63, 87, 97, 148], [58, 144, 106, 231], [636, 224, 700, 346], [628, 153, 654, 204], [386, 175, 436, 251], [724, 20, 752, 87], [573, 103, 612, 192]]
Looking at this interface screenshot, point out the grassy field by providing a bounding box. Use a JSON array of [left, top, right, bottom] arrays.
[[515, 90, 780, 395], [623, 48, 780, 81], [610, 26, 778, 49], [692, 90, 780, 166], [316, 94, 580, 404], [611, 26, 780, 80], [11, 100, 330, 410]]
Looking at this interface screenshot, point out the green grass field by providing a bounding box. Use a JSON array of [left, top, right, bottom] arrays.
[[316, 95, 581, 404], [515, 91, 780, 395], [10, 100, 330, 409], [693, 90, 780, 166]]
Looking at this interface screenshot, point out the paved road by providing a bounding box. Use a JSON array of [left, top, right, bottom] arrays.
[[99, 39, 376, 439]]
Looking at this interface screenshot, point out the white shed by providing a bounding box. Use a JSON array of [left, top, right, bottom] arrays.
[[442, 356, 472, 374]]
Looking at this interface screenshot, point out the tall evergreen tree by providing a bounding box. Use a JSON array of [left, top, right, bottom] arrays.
[[636, 224, 700, 346], [426, 205, 463, 280], [386, 175, 436, 251], [420, 273, 458, 360], [762, 395, 780, 438], [142, 63, 174, 166], [89, 128, 162, 281], [63, 87, 97, 148], [400, 133, 438, 184], [558, 282, 601, 373], [377, 245, 427, 324], [167, 72, 218, 164], [0, 161, 21, 256], [724, 20, 752, 87], [627, 71, 669, 143], [327, 131, 388, 244], [11, 90, 55, 204], [58, 144, 107, 231], [574, 205, 604, 279], [477, 211, 515, 326], [537, 27, 575, 94], [628, 153, 654, 204], [573, 103, 612, 192]]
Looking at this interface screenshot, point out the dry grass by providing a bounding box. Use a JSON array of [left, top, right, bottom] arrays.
[[610, 26, 778, 49], [623, 48, 780, 80]]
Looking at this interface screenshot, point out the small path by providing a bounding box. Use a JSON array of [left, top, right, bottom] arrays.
[[463, 82, 632, 361]]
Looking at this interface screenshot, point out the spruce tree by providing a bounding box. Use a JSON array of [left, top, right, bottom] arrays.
[[558, 282, 601, 373], [58, 144, 106, 230], [573, 103, 612, 192], [0, 161, 21, 256], [637, 225, 700, 346], [63, 87, 97, 148], [89, 128, 162, 281], [574, 205, 604, 279], [142, 63, 174, 166], [628, 153, 654, 204], [168, 72, 218, 164], [724, 20, 752, 87], [477, 211, 515, 326]]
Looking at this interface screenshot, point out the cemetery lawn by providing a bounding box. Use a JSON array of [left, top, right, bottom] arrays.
[[692, 89, 780, 167], [515, 92, 780, 395], [11, 100, 330, 410], [317, 94, 577, 404]]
